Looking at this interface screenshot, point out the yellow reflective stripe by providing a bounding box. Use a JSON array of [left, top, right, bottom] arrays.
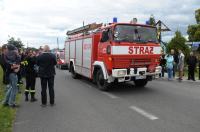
[[25, 90, 35, 93], [21, 61, 29, 66], [25, 89, 30, 92], [30, 90, 36, 93]]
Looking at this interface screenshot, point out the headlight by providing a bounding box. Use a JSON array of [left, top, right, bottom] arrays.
[[155, 69, 160, 72], [117, 70, 127, 76], [155, 67, 161, 73]]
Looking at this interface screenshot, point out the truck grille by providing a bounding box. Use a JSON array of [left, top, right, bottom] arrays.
[[112, 58, 151, 68]]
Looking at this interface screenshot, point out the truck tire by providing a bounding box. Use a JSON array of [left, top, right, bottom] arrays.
[[70, 64, 78, 79], [96, 69, 109, 91], [134, 79, 148, 87]]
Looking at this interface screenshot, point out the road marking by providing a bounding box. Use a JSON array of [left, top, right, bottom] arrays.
[[85, 84, 93, 88], [130, 106, 159, 120], [102, 92, 119, 99]]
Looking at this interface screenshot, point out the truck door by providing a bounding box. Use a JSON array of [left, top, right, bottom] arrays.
[[98, 28, 112, 58]]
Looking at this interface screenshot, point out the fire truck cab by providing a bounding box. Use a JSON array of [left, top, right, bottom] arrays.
[[65, 22, 161, 90]]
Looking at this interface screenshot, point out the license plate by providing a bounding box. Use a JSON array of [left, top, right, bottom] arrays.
[[130, 70, 135, 75], [135, 76, 146, 80], [155, 74, 159, 79]]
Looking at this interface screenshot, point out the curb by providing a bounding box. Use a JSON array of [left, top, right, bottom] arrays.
[[156, 77, 200, 83]]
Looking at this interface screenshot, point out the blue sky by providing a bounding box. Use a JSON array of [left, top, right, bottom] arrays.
[[0, 0, 199, 48]]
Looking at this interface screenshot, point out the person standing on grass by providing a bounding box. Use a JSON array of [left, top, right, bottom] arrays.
[[187, 52, 197, 81], [177, 49, 185, 81], [165, 52, 174, 81], [37, 45, 57, 107], [2, 44, 21, 108], [17, 49, 24, 85]]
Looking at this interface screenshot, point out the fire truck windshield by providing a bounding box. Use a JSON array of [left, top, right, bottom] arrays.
[[114, 25, 158, 43]]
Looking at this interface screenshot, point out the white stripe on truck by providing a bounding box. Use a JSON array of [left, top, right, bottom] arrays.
[[111, 46, 161, 55]]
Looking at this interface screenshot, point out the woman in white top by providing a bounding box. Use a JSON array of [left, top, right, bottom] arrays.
[[178, 49, 185, 81]]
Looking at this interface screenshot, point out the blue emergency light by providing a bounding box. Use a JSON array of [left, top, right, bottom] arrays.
[[146, 20, 150, 25], [113, 17, 118, 23]]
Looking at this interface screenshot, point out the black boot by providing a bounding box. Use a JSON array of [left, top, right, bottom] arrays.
[[30, 94, 37, 102], [25, 93, 29, 101]]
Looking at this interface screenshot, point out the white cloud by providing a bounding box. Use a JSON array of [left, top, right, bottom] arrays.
[[0, 0, 199, 48]]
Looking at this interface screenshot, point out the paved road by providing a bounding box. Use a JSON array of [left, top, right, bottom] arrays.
[[14, 69, 200, 132]]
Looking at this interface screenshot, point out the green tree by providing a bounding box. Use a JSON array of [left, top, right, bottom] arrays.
[[166, 31, 190, 57], [194, 30, 200, 41], [7, 37, 24, 49], [195, 9, 200, 24], [187, 9, 200, 42], [187, 24, 200, 41], [27, 47, 37, 51]]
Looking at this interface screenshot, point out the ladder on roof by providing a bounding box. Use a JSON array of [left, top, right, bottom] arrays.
[[66, 23, 102, 36]]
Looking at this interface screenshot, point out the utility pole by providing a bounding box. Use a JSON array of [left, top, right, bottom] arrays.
[[57, 37, 59, 50], [27, 42, 29, 48], [155, 20, 170, 43], [155, 20, 170, 53]]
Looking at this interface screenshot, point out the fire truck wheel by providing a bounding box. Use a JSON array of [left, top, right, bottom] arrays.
[[96, 70, 109, 91], [70, 64, 78, 79], [134, 79, 148, 87]]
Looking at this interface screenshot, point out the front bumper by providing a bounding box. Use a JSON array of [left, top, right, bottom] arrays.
[[109, 66, 161, 82]]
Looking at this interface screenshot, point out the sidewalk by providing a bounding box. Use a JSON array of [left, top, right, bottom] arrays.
[[157, 73, 200, 83]]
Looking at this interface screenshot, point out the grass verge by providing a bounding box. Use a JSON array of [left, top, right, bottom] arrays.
[[0, 67, 23, 132]]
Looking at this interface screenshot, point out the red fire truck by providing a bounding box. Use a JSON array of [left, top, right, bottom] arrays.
[[65, 22, 161, 90]]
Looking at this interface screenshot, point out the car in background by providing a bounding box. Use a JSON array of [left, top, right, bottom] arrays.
[[56, 50, 68, 69]]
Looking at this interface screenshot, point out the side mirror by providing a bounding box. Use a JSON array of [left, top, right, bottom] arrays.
[[114, 31, 119, 38]]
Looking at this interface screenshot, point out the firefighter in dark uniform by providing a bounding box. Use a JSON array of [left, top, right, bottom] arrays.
[[24, 50, 37, 102], [187, 52, 197, 81], [159, 51, 166, 77]]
